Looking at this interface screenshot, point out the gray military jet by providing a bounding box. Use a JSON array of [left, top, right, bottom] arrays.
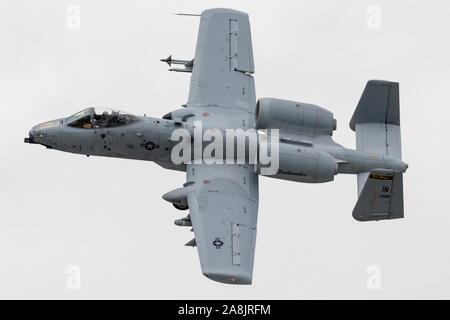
[[25, 8, 408, 285]]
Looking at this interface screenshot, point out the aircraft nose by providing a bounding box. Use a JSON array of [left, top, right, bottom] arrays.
[[24, 127, 38, 144], [24, 120, 61, 146], [27, 124, 45, 143]]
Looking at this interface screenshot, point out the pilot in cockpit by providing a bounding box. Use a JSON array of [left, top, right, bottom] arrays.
[[67, 108, 138, 129]]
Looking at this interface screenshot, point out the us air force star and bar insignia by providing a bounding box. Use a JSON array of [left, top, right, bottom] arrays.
[[213, 238, 223, 249]]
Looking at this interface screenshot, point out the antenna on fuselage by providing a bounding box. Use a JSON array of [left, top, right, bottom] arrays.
[[173, 13, 201, 17]]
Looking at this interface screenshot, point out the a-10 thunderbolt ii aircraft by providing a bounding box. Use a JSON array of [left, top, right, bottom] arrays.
[[25, 8, 408, 284]]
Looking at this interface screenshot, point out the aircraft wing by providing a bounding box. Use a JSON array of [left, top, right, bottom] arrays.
[[179, 9, 259, 284], [186, 164, 259, 284], [187, 8, 256, 112]]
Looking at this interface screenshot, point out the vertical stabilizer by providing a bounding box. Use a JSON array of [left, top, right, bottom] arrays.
[[353, 169, 404, 221]]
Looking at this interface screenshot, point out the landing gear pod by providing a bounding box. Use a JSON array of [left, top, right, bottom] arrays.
[[162, 184, 196, 209]]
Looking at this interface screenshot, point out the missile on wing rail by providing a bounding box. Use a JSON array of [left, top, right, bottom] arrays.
[[160, 55, 194, 73]]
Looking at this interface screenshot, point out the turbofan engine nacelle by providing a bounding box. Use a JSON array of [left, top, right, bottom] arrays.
[[255, 98, 336, 136], [259, 142, 338, 183]]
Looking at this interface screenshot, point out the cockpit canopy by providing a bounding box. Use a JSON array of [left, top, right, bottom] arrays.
[[66, 108, 139, 129]]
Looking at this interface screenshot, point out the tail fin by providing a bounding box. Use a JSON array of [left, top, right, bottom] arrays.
[[353, 169, 403, 221], [350, 80, 404, 221]]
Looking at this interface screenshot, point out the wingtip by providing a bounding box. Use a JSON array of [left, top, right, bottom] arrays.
[[202, 270, 252, 285]]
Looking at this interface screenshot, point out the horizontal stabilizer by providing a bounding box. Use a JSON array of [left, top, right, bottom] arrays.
[[353, 169, 404, 221], [351, 80, 405, 197]]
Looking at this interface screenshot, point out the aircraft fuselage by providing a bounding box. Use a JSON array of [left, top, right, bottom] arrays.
[[25, 108, 407, 183]]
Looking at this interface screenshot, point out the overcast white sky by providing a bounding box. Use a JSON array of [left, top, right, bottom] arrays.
[[1, 0, 449, 299]]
